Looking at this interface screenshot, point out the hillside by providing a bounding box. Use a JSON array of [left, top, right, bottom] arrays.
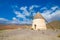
[[0, 20, 60, 30], [47, 21, 60, 29], [0, 24, 31, 30]]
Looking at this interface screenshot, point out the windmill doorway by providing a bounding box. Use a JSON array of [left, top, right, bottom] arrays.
[[34, 24, 36, 29]]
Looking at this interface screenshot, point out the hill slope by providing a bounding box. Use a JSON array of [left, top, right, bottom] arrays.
[[47, 21, 60, 29], [0, 24, 31, 30]]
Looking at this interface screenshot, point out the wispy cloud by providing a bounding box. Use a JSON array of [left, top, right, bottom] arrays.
[[8, 5, 60, 24], [29, 5, 40, 10], [40, 7, 47, 11], [0, 18, 9, 21], [14, 11, 26, 18], [0, 18, 10, 24], [20, 6, 30, 16], [51, 6, 58, 10], [51, 10, 60, 21], [9, 17, 21, 24], [41, 6, 60, 22], [0, 5, 60, 24]]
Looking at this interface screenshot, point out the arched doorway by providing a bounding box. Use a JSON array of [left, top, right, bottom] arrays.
[[34, 24, 36, 29]]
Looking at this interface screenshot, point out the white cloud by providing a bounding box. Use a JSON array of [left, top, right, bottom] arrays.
[[51, 10, 60, 21], [14, 11, 25, 18], [41, 6, 60, 22], [20, 5, 39, 16], [20, 6, 27, 10], [42, 10, 52, 20], [0, 18, 11, 24], [14, 9, 32, 24], [40, 7, 47, 10], [10, 21, 20, 24], [0, 18, 20, 24], [13, 5, 45, 24], [0, 5, 60, 24], [11, 17, 32, 24], [0, 5, 59, 24], [20, 18, 32, 24], [51, 6, 58, 10], [14, 5, 60, 24], [12, 17, 17, 20], [29, 5, 40, 10], [0, 18, 9, 21], [12, 17, 20, 21], [20, 6, 30, 16], [7, 17, 21, 24]]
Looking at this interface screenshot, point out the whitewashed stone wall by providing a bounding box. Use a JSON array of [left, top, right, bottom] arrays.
[[32, 19, 47, 30]]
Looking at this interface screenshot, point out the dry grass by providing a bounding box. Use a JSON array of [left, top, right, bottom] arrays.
[[0, 29, 60, 40], [57, 34, 60, 38], [0, 24, 32, 30], [47, 21, 60, 29]]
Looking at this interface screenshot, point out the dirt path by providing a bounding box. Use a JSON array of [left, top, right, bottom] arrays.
[[0, 29, 60, 40]]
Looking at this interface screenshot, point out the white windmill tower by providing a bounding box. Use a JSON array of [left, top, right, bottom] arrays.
[[32, 12, 47, 30]]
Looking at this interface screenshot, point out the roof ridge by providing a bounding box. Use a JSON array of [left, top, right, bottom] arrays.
[[34, 12, 44, 19]]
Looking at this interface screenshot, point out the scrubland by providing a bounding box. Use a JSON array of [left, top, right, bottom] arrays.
[[0, 29, 60, 40]]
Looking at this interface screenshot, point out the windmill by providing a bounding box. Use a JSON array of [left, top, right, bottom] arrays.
[[31, 12, 55, 30]]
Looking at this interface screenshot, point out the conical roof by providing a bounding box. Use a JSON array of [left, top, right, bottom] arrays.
[[34, 12, 44, 19]]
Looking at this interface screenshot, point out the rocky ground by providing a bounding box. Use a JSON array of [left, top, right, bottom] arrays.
[[0, 29, 60, 40]]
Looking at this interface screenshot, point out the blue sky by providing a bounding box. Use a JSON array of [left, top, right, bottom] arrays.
[[0, 0, 60, 24]]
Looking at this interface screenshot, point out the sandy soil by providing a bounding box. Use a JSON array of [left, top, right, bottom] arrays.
[[0, 29, 60, 40]]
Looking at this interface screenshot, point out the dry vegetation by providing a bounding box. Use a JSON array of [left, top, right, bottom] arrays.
[[0, 20, 60, 40], [57, 34, 60, 38], [47, 21, 60, 29], [0, 20, 60, 30], [0, 24, 31, 30], [0, 29, 60, 40]]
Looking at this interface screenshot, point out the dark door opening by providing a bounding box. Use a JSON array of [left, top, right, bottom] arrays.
[[34, 24, 36, 29]]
